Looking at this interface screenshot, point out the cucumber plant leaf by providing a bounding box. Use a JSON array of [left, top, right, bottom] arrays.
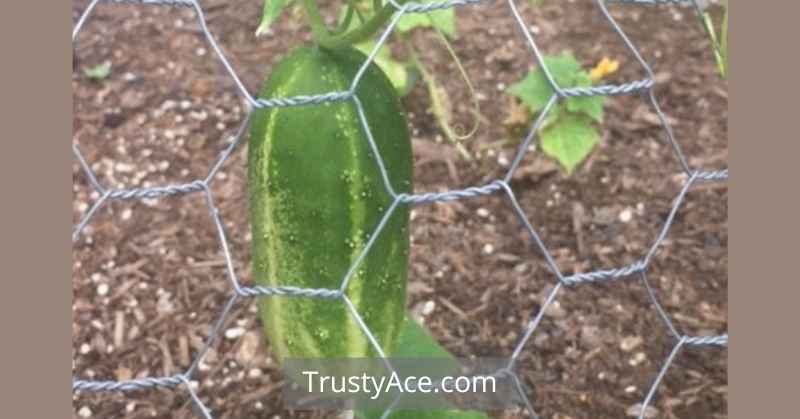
[[83, 62, 111, 80], [354, 315, 489, 419], [565, 73, 603, 123], [506, 52, 608, 173], [354, 40, 417, 96], [256, 0, 293, 36], [540, 114, 599, 174], [566, 96, 604, 124], [397, 0, 457, 38], [506, 68, 554, 116], [506, 52, 589, 112], [540, 52, 583, 86]]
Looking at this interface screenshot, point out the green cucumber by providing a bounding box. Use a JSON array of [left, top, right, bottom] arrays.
[[248, 46, 413, 362]]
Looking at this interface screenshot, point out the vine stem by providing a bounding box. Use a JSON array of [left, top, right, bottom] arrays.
[[301, 0, 407, 50]]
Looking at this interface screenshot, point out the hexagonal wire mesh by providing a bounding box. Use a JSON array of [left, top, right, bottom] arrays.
[[71, 0, 728, 418]]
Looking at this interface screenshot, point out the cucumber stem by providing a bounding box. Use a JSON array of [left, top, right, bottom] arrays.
[[301, 0, 405, 50]]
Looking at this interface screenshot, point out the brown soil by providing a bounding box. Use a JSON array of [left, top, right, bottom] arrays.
[[72, 1, 727, 418]]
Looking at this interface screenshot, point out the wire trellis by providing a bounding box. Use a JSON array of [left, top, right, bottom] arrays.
[[71, 0, 728, 418]]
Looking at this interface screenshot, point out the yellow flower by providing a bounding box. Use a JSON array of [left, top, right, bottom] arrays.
[[589, 57, 620, 82]]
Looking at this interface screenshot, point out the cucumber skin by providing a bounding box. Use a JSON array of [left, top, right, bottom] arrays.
[[248, 46, 413, 362]]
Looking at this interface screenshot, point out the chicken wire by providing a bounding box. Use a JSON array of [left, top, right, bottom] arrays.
[[71, 0, 729, 418]]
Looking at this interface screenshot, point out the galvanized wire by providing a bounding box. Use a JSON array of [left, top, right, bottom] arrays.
[[71, 0, 728, 418]]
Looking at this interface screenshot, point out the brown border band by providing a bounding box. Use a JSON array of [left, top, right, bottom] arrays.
[[0, 0, 797, 417], [729, 1, 800, 418], [0, 1, 72, 417]]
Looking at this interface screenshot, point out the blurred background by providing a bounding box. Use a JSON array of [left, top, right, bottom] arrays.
[[72, 0, 728, 418]]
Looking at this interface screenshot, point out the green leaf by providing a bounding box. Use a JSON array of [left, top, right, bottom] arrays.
[[396, 2, 456, 38], [507, 52, 604, 172], [506, 52, 585, 115], [541, 52, 583, 86], [719, 4, 728, 78], [565, 73, 604, 123], [540, 114, 599, 174], [544, 102, 564, 127], [256, 0, 292, 36], [354, 40, 417, 96], [354, 315, 489, 419], [390, 315, 455, 358], [83, 62, 111, 80], [506, 69, 554, 115], [566, 96, 603, 123]]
